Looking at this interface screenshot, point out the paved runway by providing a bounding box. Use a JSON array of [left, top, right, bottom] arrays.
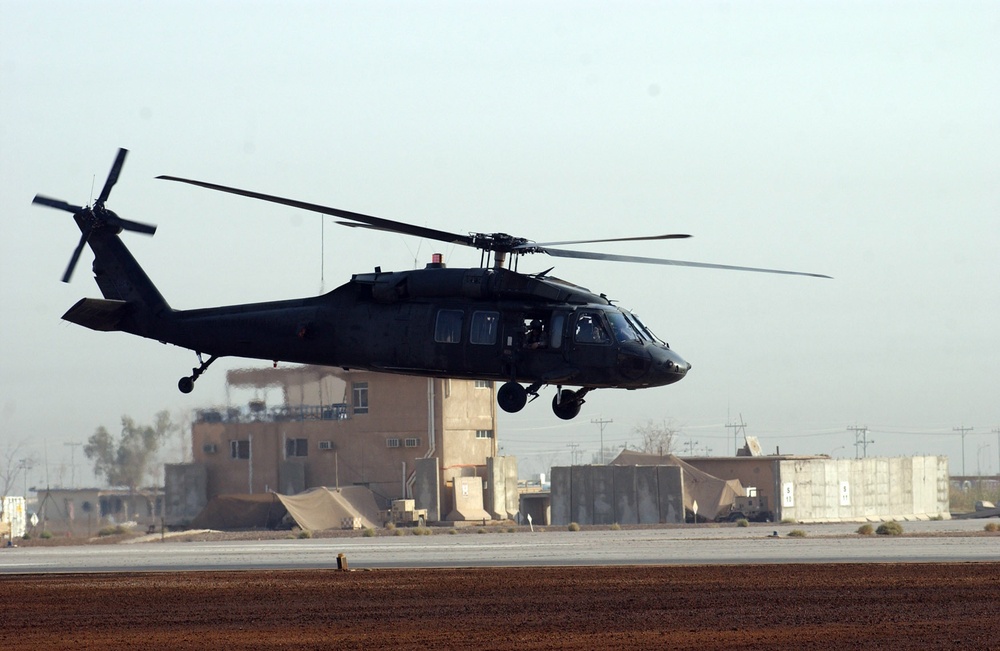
[[2, 519, 997, 573]]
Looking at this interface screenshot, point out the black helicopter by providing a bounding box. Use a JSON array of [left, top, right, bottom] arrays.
[[34, 149, 829, 420]]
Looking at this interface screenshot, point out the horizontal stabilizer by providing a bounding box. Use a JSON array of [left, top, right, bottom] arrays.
[[62, 298, 129, 332]]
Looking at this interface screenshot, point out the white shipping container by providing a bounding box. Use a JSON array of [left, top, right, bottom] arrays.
[[1, 496, 27, 539]]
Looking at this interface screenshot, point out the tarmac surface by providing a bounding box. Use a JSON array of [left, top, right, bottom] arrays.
[[2, 522, 999, 649]]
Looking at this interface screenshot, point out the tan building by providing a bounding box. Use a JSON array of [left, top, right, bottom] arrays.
[[188, 365, 500, 520], [34, 487, 164, 535]]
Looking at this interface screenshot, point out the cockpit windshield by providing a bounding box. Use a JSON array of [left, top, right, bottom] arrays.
[[628, 311, 666, 346], [607, 311, 642, 343]]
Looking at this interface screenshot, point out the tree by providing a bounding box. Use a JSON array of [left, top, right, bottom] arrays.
[[84, 411, 176, 492], [633, 419, 680, 457], [1, 440, 36, 497]]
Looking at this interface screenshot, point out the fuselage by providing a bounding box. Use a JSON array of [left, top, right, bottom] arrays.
[[152, 265, 690, 390]]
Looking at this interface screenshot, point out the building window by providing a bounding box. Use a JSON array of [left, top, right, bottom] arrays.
[[476, 429, 494, 439], [470, 311, 499, 345], [386, 438, 400, 448], [404, 438, 421, 448], [353, 382, 369, 415], [434, 309, 464, 343], [475, 379, 492, 389], [285, 438, 308, 458], [230, 440, 250, 459]]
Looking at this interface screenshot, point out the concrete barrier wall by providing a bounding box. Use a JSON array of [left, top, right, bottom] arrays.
[[486, 456, 519, 520], [635, 466, 660, 523], [592, 466, 615, 525], [613, 465, 637, 524], [551, 465, 686, 526], [413, 458, 440, 522], [550, 466, 571, 525], [778, 456, 949, 522], [657, 465, 684, 523]]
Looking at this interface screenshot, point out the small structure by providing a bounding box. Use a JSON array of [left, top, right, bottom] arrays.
[[1, 496, 27, 540], [551, 454, 743, 526], [33, 487, 164, 535]]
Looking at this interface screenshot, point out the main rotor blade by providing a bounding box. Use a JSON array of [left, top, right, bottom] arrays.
[[33, 195, 84, 214], [157, 175, 476, 248], [62, 227, 91, 283], [538, 246, 832, 278], [97, 148, 128, 205], [526, 233, 691, 248]]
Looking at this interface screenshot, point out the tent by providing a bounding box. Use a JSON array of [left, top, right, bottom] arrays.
[[276, 486, 382, 531], [190, 486, 383, 531]]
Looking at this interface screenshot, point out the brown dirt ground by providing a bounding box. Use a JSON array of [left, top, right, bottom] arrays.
[[2, 564, 999, 650]]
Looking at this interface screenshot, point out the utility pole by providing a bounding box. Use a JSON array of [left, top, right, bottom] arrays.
[[17, 458, 34, 497], [848, 425, 873, 459], [64, 442, 82, 488], [684, 439, 700, 456], [993, 427, 1000, 477], [567, 442, 581, 466], [725, 414, 747, 456], [953, 425, 973, 477], [591, 417, 613, 464]]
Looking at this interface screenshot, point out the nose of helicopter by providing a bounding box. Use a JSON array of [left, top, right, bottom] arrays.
[[653, 346, 690, 385]]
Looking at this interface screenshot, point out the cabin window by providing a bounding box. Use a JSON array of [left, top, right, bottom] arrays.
[[549, 313, 566, 349], [352, 382, 369, 415], [285, 438, 308, 458], [434, 309, 464, 343], [574, 312, 611, 344], [230, 439, 250, 460], [522, 317, 548, 349], [470, 311, 500, 345]]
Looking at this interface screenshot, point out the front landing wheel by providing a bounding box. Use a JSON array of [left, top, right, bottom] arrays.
[[178, 377, 195, 394], [497, 381, 528, 413], [552, 389, 583, 420]]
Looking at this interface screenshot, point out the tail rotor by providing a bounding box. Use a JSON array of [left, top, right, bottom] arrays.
[[33, 148, 157, 283]]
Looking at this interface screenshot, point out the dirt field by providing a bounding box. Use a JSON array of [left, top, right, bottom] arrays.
[[2, 564, 998, 649]]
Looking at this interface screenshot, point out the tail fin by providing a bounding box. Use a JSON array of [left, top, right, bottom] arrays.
[[33, 148, 171, 329]]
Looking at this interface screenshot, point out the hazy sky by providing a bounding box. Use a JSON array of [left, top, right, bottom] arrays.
[[2, 1, 998, 487]]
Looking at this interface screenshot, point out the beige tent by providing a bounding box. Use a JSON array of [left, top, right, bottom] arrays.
[[191, 486, 383, 531], [610, 451, 745, 521], [276, 486, 382, 531]]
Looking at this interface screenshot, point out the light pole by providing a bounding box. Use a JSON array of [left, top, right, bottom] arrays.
[[18, 458, 34, 497]]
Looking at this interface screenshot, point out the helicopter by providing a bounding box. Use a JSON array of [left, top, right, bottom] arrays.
[[34, 149, 829, 420]]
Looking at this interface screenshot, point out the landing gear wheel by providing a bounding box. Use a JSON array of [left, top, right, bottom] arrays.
[[497, 381, 528, 413], [552, 389, 583, 420], [177, 353, 218, 394]]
